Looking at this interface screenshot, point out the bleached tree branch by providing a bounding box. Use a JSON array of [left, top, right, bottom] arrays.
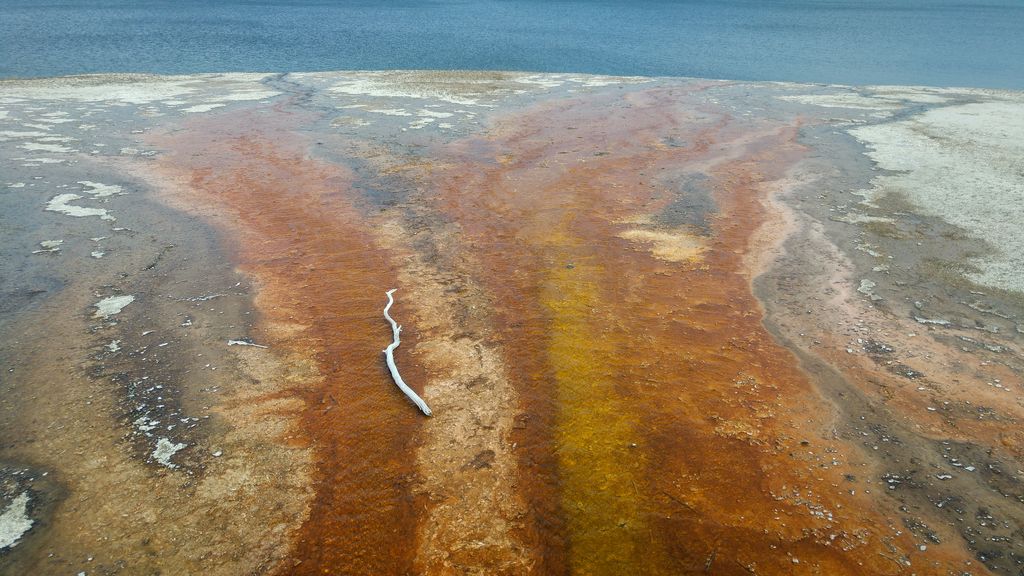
[[383, 289, 432, 416]]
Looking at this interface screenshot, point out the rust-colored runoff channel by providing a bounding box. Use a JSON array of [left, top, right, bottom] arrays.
[[152, 110, 426, 575], [148, 85, 985, 575], [423, 86, 980, 574]]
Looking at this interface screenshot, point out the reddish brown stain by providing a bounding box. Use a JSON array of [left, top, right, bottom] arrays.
[[151, 113, 425, 575], [144, 84, 988, 575], [420, 87, 979, 574]]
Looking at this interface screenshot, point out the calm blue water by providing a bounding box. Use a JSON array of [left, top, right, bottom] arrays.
[[1, 0, 1022, 88]]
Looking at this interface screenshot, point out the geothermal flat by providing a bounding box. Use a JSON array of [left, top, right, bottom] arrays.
[[1, 71, 1023, 575]]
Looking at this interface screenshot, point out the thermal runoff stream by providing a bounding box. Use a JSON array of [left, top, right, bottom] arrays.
[[2, 71, 1024, 575]]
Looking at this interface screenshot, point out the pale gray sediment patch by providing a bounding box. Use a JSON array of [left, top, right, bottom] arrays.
[[0, 492, 33, 549], [850, 100, 1024, 293], [654, 172, 717, 233]]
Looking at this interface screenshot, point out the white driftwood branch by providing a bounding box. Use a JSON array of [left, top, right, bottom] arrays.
[[383, 289, 432, 416]]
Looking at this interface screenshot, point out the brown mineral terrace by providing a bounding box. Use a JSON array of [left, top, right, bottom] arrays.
[[1, 71, 1023, 576]]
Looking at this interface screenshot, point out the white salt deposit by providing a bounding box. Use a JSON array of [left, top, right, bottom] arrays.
[[851, 100, 1024, 293], [326, 78, 476, 105], [78, 181, 123, 197], [46, 193, 114, 220], [212, 88, 280, 102], [227, 339, 268, 349], [779, 93, 903, 110], [416, 109, 453, 119], [617, 229, 705, 262], [862, 87, 951, 104], [36, 135, 77, 142], [0, 74, 280, 109], [134, 416, 157, 433], [19, 142, 73, 153], [0, 492, 33, 549], [0, 130, 51, 140], [152, 437, 186, 469], [13, 157, 65, 164], [831, 212, 894, 225], [93, 295, 134, 319], [0, 77, 197, 104], [181, 103, 225, 113], [367, 108, 413, 116], [32, 239, 63, 254], [569, 74, 649, 87], [513, 74, 566, 89], [330, 116, 371, 128], [315, 72, 514, 106], [508, 73, 649, 90]]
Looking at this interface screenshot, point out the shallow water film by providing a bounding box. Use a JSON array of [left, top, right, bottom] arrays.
[[2, 72, 1024, 575]]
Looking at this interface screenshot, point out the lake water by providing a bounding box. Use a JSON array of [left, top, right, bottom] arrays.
[[2, 0, 1022, 88]]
